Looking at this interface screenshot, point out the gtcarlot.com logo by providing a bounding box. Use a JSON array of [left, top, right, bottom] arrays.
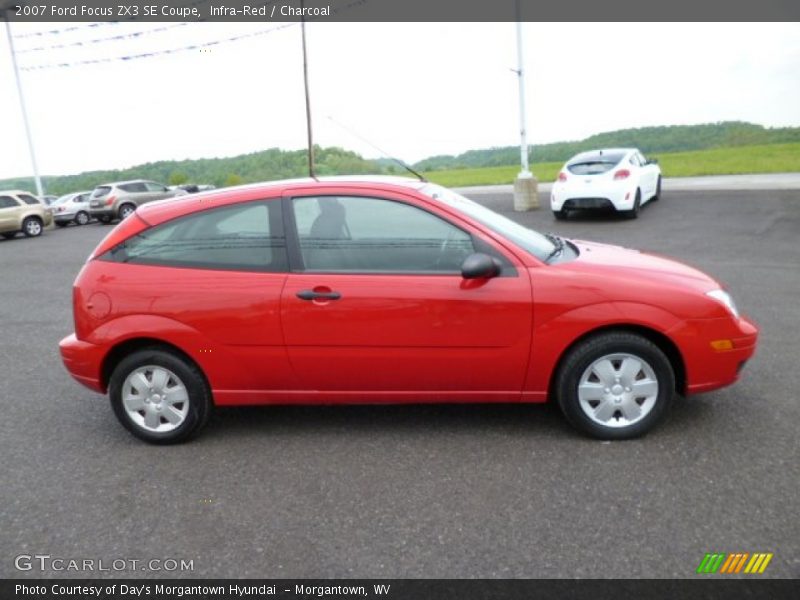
[[14, 554, 194, 573], [696, 552, 773, 574]]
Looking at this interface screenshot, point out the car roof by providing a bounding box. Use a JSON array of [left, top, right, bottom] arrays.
[[95, 179, 156, 187], [0, 189, 37, 196], [568, 148, 637, 163], [134, 175, 428, 226]]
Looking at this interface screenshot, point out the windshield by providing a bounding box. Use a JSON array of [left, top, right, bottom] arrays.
[[418, 183, 556, 262]]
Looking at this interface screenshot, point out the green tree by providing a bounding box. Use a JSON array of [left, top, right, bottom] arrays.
[[224, 173, 243, 187], [168, 171, 189, 186]]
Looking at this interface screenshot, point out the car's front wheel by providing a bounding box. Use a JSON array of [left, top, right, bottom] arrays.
[[109, 348, 212, 444], [97, 215, 112, 224], [653, 176, 662, 201], [553, 209, 568, 220], [555, 331, 675, 439]]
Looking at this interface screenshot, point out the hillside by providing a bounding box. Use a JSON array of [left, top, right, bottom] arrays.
[[413, 121, 800, 171], [2, 122, 798, 195]]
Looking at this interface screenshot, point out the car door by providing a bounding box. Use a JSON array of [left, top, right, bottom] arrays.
[[279, 189, 533, 401], [0, 195, 21, 232]]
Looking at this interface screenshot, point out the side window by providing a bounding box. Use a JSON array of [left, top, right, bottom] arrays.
[[292, 196, 475, 273], [19, 194, 41, 205], [0, 195, 19, 209], [119, 183, 148, 193], [103, 201, 288, 272], [145, 182, 168, 193]]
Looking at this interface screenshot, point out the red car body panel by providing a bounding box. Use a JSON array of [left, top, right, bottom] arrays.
[[59, 179, 758, 407]]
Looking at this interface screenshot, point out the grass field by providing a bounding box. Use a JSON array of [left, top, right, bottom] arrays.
[[423, 142, 800, 187]]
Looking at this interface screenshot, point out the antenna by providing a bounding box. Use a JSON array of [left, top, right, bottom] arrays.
[[327, 116, 426, 182], [300, 1, 317, 180]]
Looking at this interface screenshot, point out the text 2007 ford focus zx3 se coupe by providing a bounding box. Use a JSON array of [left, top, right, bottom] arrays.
[[59, 177, 758, 444]]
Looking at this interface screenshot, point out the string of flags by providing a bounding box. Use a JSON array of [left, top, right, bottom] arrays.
[[19, 23, 298, 71]]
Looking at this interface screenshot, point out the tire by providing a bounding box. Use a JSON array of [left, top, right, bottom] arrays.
[[55, 221, 68, 227], [98, 215, 112, 224], [109, 348, 212, 444], [652, 176, 662, 201], [118, 203, 136, 220], [75, 211, 90, 226], [553, 209, 568, 221], [624, 189, 641, 219], [22, 217, 43, 237], [555, 331, 675, 440], [1, 232, 16, 239]]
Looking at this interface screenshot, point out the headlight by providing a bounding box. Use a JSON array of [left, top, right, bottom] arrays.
[[706, 289, 739, 319]]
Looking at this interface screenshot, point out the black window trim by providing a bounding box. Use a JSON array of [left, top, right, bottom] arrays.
[[281, 193, 517, 277], [98, 198, 289, 273]]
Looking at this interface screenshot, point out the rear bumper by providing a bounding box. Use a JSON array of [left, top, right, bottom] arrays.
[[551, 183, 634, 211], [671, 316, 759, 395], [59, 333, 106, 393]]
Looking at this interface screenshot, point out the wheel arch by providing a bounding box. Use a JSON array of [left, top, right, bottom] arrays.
[[547, 323, 687, 401], [100, 337, 210, 395]]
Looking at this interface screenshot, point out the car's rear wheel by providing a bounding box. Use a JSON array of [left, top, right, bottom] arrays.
[[1, 232, 16, 239], [55, 221, 68, 227], [555, 331, 674, 439], [75, 211, 90, 226], [109, 348, 212, 444], [98, 215, 112, 224], [652, 176, 662, 201], [553, 209, 568, 220], [22, 217, 43, 237], [118, 203, 136, 220], [624, 190, 641, 219]]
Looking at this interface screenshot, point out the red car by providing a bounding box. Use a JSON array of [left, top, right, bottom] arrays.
[[59, 177, 758, 444]]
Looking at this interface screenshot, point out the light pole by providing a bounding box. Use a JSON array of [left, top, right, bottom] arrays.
[[3, 9, 44, 197], [512, 3, 539, 211]]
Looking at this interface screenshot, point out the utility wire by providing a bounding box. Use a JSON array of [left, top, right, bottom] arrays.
[[15, 23, 190, 53]]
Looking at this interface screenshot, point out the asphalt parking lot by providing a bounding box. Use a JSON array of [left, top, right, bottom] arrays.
[[1, 188, 798, 579]]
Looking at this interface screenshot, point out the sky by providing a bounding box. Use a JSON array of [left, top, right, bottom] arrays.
[[1, 21, 799, 180]]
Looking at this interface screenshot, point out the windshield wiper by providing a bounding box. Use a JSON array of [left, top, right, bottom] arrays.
[[544, 233, 565, 263]]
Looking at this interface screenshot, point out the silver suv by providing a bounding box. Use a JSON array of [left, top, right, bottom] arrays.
[[88, 180, 186, 223]]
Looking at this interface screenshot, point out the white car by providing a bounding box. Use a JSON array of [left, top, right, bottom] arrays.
[[52, 191, 93, 226], [550, 148, 662, 220]]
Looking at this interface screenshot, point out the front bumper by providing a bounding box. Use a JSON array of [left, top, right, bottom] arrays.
[[54, 213, 77, 223], [670, 316, 758, 394], [59, 333, 106, 393]]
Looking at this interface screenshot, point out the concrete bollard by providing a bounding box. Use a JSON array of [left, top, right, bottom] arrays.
[[513, 173, 540, 211]]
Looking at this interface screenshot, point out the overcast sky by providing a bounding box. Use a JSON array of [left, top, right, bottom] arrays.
[[1, 21, 799, 180]]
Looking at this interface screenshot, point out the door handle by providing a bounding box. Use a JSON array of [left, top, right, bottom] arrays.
[[296, 289, 342, 301]]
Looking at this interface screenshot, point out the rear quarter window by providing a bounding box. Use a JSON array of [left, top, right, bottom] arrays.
[[101, 201, 288, 272], [91, 186, 112, 199]]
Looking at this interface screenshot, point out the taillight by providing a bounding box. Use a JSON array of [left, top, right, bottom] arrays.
[[105, 195, 116, 206], [558, 172, 567, 182], [614, 169, 630, 180]]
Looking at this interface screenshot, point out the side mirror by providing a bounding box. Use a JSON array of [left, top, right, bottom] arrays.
[[648, 158, 658, 165], [461, 253, 501, 279]]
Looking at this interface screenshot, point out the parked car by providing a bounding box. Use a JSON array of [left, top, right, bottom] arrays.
[[39, 194, 58, 206], [0, 190, 53, 239], [551, 148, 662, 219], [60, 177, 757, 444], [52, 191, 93, 226], [88, 179, 187, 223], [172, 184, 217, 194]]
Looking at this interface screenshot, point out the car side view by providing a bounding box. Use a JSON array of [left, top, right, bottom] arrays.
[[88, 179, 187, 223], [60, 177, 757, 444], [550, 148, 662, 219], [0, 190, 54, 239], [52, 191, 93, 227]]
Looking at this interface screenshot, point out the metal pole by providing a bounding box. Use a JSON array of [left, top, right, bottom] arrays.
[[4, 14, 44, 196], [300, 4, 316, 179], [515, 9, 530, 177]]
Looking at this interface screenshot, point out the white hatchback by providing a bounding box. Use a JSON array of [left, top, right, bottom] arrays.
[[551, 148, 662, 219]]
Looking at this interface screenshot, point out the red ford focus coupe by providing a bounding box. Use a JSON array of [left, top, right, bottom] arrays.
[[60, 177, 758, 443]]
